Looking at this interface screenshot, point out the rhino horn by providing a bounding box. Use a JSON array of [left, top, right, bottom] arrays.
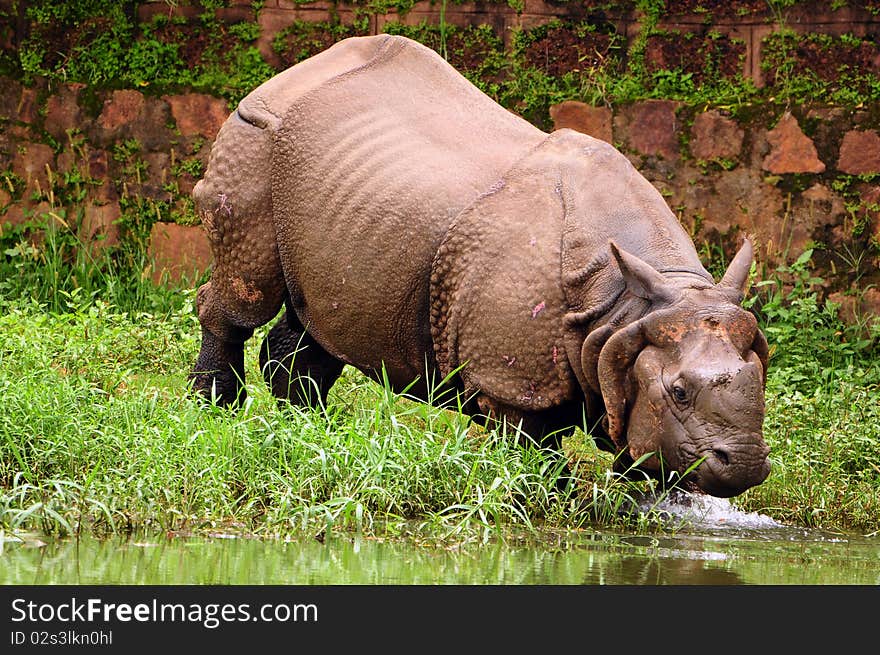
[[717, 237, 754, 302], [609, 241, 678, 303]]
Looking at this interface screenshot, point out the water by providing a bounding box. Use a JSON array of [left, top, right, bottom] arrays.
[[2, 495, 878, 585], [640, 489, 784, 531]]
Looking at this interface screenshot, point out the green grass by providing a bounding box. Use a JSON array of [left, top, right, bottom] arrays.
[[0, 244, 878, 541], [734, 251, 880, 531], [0, 295, 655, 542]]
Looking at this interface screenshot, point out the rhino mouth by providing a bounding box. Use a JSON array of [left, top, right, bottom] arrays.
[[679, 442, 771, 498]]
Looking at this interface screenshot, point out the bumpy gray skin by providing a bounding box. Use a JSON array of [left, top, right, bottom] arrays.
[[191, 34, 771, 498]]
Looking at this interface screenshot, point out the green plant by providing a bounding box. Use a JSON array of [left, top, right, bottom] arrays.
[[2, 240, 880, 539], [171, 157, 204, 179], [761, 29, 880, 107], [627, 0, 664, 81], [748, 248, 876, 392], [381, 20, 508, 100], [0, 296, 676, 540], [272, 18, 369, 71], [228, 21, 261, 43]]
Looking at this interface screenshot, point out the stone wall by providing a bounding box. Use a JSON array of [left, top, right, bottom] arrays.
[[560, 98, 880, 320], [1, 81, 220, 283], [1, 0, 878, 320]]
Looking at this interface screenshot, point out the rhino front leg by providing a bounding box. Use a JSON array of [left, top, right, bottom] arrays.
[[474, 393, 585, 492], [191, 273, 287, 406], [474, 394, 582, 451], [259, 308, 344, 408]]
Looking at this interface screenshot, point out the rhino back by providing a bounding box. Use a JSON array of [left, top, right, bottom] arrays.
[[264, 35, 544, 389]]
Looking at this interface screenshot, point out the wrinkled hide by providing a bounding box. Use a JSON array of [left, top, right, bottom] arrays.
[[189, 34, 771, 497]]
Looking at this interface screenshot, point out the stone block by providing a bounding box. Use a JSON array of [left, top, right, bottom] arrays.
[[761, 112, 825, 174], [148, 222, 213, 285], [690, 110, 744, 161], [80, 201, 121, 251], [615, 100, 680, 160], [1, 200, 52, 229], [837, 129, 880, 175], [863, 288, 880, 323], [164, 93, 230, 140], [16, 87, 40, 125], [549, 101, 612, 143], [786, 183, 846, 255], [133, 97, 175, 152], [43, 83, 85, 142], [216, 5, 255, 23], [1, 204, 27, 228], [859, 184, 880, 244], [12, 142, 55, 195], [0, 77, 22, 121], [130, 152, 173, 202], [829, 288, 880, 328], [88, 148, 110, 179], [679, 166, 785, 261], [276, 0, 337, 10], [98, 90, 146, 133]]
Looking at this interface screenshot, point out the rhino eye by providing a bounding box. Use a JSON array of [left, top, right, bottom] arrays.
[[671, 382, 688, 405]]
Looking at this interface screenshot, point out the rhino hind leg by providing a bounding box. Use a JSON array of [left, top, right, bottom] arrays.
[[259, 309, 345, 408], [188, 112, 289, 407], [190, 275, 286, 407]]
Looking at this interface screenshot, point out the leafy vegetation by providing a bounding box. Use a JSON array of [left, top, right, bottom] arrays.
[[0, 239, 877, 540], [10, 1, 274, 104], [4, 0, 876, 119], [0, 134, 198, 314], [0, 291, 653, 542], [762, 29, 880, 107], [733, 250, 880, 530]]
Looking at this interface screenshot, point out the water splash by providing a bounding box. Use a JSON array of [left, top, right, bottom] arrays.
[[640, 490, 783, 532]]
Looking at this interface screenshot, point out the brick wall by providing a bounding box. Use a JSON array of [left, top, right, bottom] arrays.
[[128, 0, 880, 84]]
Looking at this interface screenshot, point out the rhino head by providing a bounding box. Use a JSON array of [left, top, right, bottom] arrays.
[[586, 239, 771, 497]]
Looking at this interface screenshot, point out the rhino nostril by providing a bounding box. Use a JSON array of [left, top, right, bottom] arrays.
[[711, 448, 730, 466]]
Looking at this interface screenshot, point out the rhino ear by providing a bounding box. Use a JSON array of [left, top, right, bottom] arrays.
[[717, 237, 754, 303], [750, 327, 770, 386], [609, 241, 677, 303]]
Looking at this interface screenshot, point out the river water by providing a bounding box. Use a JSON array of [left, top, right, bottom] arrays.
[[2, 493, 878, 585]]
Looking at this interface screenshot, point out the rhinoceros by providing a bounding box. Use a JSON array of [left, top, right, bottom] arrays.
[[190, 34, 771, 497]]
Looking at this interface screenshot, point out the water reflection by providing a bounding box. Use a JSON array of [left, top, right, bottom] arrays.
[[2, 524, 878, 585]]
